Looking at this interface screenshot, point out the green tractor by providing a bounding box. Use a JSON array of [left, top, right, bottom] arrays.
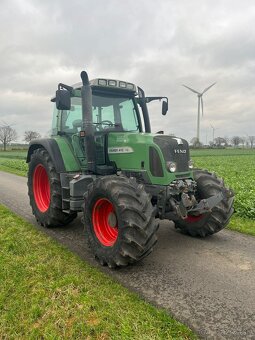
[[27, 70, 234, 268]]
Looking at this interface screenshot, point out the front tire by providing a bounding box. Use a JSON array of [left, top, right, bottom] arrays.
[[84, 176, 158, 268], [28, 148, 77, 227], [174, 169, 234, 237]]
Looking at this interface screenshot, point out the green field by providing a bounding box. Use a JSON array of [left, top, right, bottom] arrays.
[[190, 148, 254, 157], [0, 150, 27, 176], [0, 150, 27, 159], [0, 205, 195, 339], [0, 148, 254, 235]]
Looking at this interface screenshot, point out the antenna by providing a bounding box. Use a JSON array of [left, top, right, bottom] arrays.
[[182, 82, 216, 143]]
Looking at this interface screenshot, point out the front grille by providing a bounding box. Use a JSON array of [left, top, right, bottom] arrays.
[[153, 136, 190, 172]]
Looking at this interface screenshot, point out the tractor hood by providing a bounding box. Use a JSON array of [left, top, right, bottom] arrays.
[[107, 132, 192, 185]]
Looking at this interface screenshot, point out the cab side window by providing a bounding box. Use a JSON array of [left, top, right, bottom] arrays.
[[61, 98, 82, 133], [119, 99, 139, 131]]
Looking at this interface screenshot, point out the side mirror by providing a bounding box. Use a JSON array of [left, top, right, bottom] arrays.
[[162, 100, 168, 115], [56, 89, 71, 110]]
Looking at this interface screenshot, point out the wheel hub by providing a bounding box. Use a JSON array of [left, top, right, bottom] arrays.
[[107, 212, 117, 228], [92, 198, 118, 247]]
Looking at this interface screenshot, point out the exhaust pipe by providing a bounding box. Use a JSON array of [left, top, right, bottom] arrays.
[[80, 71, 96, 173]]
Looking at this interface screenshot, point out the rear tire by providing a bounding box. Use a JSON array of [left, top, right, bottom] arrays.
[[28, 148, 77, 227], [174, 169, 234, 237], [84, 175, 158, 268]]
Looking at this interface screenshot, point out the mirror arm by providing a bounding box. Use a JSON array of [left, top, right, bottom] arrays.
[[58, 83, 73, 93], [145, 96, 168, 104], [51, 83, 73, 104]]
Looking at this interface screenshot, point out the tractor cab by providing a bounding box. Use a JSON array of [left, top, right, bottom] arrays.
[[51, 78, 168, 173], [52, 81, 140, 135], [51, 78, 168, 135]]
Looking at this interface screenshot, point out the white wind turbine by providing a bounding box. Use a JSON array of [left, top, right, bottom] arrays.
[[182, 82, 216, 143], [210, 124, 218, 145]]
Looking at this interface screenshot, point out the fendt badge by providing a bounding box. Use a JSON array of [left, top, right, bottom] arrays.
[[174, 149, 187, 154]]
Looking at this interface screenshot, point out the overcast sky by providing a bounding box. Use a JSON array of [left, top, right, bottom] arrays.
[[0, 0, 254, 143]]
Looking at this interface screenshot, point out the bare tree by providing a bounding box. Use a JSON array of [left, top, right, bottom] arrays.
[[224, 136, 230, 146], [0, 125, 18, 151], [231, 136, 241, 147], [239, 137, 246, 148], [248, 136, 255, 148], [24, 130, 41, 143], [214, 137, 228, 147]]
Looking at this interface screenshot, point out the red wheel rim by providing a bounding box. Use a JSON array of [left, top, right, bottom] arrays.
[[92, 198, 118, 246], [185, 214, 204, 223], [33, 164, 50, 212]]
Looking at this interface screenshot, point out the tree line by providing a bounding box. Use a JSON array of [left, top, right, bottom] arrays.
[[190, 136, 255, 148], [0, 125, 41, 151]]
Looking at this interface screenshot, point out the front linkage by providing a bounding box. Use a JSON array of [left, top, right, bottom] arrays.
[[157, 176, 234, 221]]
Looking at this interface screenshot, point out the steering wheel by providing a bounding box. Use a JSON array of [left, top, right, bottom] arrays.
[[95, 120, 115, 132], [95, 120, 114, 131], [101, 120, 114, 127]]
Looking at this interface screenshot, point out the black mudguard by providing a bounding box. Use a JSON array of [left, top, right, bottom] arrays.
[[26, 138, 66, 173]]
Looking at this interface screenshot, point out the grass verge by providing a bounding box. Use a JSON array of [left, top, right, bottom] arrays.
[[0, 205, 196, 339], [0, 158, 27, 177], [228, 216, 255, 237]]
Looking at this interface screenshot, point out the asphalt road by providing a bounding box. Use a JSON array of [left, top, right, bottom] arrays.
[[0, 171, 254, 340]]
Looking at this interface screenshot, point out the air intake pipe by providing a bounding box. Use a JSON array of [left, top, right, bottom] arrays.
[[80, 71, 96, 173]]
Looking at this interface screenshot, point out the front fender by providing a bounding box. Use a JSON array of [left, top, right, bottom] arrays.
[[26, 138, 66, 173]]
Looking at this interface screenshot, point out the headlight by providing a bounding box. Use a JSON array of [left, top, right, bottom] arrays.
[[188, 159, 194, 169], [166, 161, 177, 172], [119, 81, 127, 88], [98, 79, 107, 86], [126, 83, 135, 90], [108, 80, 117, 86]]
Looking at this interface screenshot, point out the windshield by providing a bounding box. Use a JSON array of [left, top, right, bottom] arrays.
[[60, 94, 140, 133]]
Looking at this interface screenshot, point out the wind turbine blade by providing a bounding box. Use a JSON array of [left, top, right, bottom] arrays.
[[182, 84, 200, 95], [202, 82, 216, 94], [201, 97, 204, 116]]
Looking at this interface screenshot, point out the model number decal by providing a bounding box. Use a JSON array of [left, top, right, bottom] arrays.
[[108, 147, 134, 154]]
